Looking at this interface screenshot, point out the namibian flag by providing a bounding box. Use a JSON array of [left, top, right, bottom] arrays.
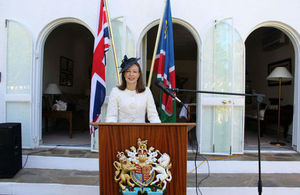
[[154, 0, 176, 122]]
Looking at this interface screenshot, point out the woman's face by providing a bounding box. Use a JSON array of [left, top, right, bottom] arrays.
[[124, 64, 140, 86]]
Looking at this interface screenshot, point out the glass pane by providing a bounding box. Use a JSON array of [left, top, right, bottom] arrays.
[[203, 19, 234, 96], [201, 106, 232, 153], [106, 20, 122, 95], [6, 21, 32, 94], [6, 102, 31, 147], [106, 18, 135, 95], [214, 20, 233, 93], [214, 106, 231, 153], [125, 23, 135, 61], [232, 106, 244, 153], [201, 106, 214, 152], [232, 29, 244, 153], [91, 129, 98, 151], [202, 25, 214, 91], [233, 31, 244, 93]]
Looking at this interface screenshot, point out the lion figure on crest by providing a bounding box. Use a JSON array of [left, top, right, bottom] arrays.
[[150, 153, 172, 192], [113, 152, 136, 191]]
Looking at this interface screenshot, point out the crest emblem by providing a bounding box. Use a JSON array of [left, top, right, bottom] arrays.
[[114, 138, 172, 194]]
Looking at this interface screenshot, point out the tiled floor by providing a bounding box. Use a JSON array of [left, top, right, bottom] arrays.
[[1, 168, 300, 188], [0, 168, 99, 186], [244, 118, 292, 150], [42, 127, 91, 146], [41, 119, 293, 151], [22, 148, 98, 158]]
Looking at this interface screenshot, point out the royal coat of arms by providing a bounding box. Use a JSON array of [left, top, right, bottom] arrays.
[[113, 138, 172, 194]]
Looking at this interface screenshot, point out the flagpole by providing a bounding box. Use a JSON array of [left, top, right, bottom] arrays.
[[104, 0, 121, 85], [147, 0, 167, 87]]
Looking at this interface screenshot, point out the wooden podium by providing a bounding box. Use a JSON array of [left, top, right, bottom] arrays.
[[92, 123, 194, 195]]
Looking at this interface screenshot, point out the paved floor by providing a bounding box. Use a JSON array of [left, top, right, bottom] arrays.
[[22, 148, 300, 161], [22, 148, 98, 158], [1, 168, 300, 188], [187, 151, 300, 161], [187, 173, 300, 187], [0, 169, 99, 186]]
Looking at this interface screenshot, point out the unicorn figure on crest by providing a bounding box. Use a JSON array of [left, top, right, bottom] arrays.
[[150, 153, 172, 192]]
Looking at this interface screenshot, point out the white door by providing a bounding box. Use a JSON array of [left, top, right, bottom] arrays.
[[5, 20, 34, 148], [91, 17, 135, 151], [200, 18, 245, 155]]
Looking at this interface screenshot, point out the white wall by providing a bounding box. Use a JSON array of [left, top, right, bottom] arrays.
[[108, 0, 300, 45], [0, 1, 10, 122]]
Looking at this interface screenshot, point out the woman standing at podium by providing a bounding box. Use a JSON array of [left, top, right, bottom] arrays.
[[106, 55, 161, 123]]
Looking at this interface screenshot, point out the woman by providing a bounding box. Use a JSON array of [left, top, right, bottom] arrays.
[[106, 55, 161, 123]]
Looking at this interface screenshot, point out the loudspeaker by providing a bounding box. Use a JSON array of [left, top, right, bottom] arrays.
[[0, 123, 22, 178]]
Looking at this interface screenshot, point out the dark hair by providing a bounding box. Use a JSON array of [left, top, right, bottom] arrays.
[[118, 62, 145, 93]]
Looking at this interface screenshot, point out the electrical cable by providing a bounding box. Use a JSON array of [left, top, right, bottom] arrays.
[[197, 155, 210, 195], [180, 102, 201, 194], [187, 154, 240, 176], [22, 145, 59, 168], [187, 153, 241, 195], [180, 99, 202, 195], [194, 138, 201, 195]]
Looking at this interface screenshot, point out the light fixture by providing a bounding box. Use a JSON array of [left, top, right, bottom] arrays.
[[44, 83, 62, 95], [267, 67, 292, 146], [44, 83, 62, 110]]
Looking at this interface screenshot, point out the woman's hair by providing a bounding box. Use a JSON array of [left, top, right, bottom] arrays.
[[118, 62, 146, 93]]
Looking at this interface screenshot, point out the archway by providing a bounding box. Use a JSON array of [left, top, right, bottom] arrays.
[[245, 27, 295, 149], [141, 22, 199, 148], [41, 22, 94, 146]]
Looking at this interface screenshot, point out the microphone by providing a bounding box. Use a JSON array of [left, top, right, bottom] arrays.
[[154, 80, 182, 104]]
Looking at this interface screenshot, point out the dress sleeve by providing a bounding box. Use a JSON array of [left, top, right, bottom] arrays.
[[146, 88, 161, 123], [105, 88, 118, 122]]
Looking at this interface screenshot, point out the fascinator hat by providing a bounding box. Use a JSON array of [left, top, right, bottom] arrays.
[[120, 55, 140, 73]]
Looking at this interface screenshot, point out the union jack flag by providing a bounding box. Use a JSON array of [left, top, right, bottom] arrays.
[[89, 0, 110, 135], [154, 0, 176, 121]]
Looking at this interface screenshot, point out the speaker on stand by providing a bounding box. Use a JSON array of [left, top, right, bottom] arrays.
[[0, 123, 22, 178]]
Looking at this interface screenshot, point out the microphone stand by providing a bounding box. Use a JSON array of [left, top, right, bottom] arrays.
[[256, 95, 263, 195], [171, 88, 264, 98], [170, 87, 264, 195]]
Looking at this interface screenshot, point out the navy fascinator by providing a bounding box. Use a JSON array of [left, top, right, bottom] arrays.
[[120, 55, 140, 73]]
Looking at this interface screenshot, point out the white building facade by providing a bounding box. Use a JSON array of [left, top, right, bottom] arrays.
[[0, 0, 300, 154]]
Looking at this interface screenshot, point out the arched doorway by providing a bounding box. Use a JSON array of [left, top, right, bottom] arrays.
[[245, 27, 295, 149], [141, 22, 198, 148], [42, 23, 94, 146]]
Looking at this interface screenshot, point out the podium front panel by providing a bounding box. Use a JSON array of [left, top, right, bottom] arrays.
[[97, 123, 190, 195]]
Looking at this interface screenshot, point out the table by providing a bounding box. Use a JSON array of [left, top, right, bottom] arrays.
[[43, 111, 72, 138]]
